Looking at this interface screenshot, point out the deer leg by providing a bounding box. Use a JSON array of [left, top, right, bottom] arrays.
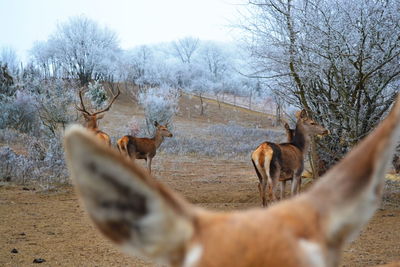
[[268, 163, 280, 202], [262, 180, 267, 207], [258, 181, 265, 207], [291, 175, 301, 196], [280, 180, 286, 200], [268, 176, 279, 203], [297, 177, 302, 194], [146, 156, 152, 174]]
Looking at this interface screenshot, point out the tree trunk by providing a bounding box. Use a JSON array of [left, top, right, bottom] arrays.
[[199, 94, 204, 116]]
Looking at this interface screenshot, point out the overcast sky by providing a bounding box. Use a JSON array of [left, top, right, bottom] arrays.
[[0, 0, 243, 62]]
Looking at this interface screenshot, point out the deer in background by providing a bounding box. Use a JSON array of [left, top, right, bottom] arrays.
[[252, 110, 328, 207], [64, 96, 400, 267], [117, 121, 173, 174], [284, 122, 295, 142], [76, 87, 120, 146]]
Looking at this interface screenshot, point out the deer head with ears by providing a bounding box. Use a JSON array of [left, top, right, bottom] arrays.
[[154, 121, 173, 138], [296, 109, 329, 136]]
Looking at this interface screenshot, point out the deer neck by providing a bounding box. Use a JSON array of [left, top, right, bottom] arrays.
[[153, 130, 164, 149], [86, 120, 99, 132], [292, 122, 309, 154]]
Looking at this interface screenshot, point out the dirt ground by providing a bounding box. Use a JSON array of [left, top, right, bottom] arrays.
[[1, 158, 399, 267], [1, 94, 399, 266]]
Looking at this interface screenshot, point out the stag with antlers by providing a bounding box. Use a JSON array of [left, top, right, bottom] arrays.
[[75, 86, 120, 146]]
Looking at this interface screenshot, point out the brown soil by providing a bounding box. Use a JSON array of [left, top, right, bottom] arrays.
[[1, 94, 399, 266]]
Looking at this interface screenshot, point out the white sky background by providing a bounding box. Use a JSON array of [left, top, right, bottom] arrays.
[[0, 0, 244, 62]]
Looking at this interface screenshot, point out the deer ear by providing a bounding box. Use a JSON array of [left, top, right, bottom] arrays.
[[299, 109, 307, 119], [64, 125, 194, 263], [284, 123, 290, 130]]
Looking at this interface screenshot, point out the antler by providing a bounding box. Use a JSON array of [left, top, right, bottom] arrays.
[[92, 86, 121, 116], [75, 87, 92, 115]]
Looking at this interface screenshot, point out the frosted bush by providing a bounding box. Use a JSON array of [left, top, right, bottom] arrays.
[[0, 146, 32, 184], [138, 84, 179, 134], [0, 90, 40, 135], [123, 117, 145, 136], [0, 133, 68, 185], [0, 128, 30, 144], [27, 137, 46, 161], [40, 134, 68, 183], [37, 85, 76, 135], [86, 81, 107, 108]]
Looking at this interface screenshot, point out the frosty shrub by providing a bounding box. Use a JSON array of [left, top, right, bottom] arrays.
[[383, 179, 400, 208], [122, 117, 146, 136], [161, 123, 283, 159], [0, 90, 40, 135], [27, 137, 47, 161], [0, 134, 68, 186], [138, 84, 179, 134], [0, 146, 32, 184], [0, 128, 31, 145], [39, 134, 69, 184], [86, 81, 108, 108], [37, 83, 76, 136]]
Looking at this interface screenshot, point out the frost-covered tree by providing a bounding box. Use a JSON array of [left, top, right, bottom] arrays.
[[0, 47, 19, 76], [199, 42, 230, 81], [43, 15, 121, 85], [172, 37, 200, 65], [190, 71, 213, 116], [30, 41, 57, 79], [127, 45, 157, 89], [240, 0, 400, 171]]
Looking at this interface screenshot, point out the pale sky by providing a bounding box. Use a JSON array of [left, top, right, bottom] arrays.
[[0, 0, 244, 62]]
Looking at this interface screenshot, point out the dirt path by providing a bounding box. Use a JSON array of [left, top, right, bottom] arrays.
[[1, 155, 399, 267]]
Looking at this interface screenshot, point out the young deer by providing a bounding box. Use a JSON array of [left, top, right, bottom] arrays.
[[117, 121, 173, 174], [252, 110, 328, 207], [64, 96, 400, 267], [76, 87, 120, 146]]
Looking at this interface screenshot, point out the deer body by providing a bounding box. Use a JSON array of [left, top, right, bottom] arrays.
[[64, 96, 400, 267], [117, 122, 172, 173], [251, 111, 328, 206]]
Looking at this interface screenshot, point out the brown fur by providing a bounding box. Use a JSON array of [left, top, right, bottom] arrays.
[[64, 95, 400, 267], [117, 122, 173, 173], [252, 110, 328, 206]]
